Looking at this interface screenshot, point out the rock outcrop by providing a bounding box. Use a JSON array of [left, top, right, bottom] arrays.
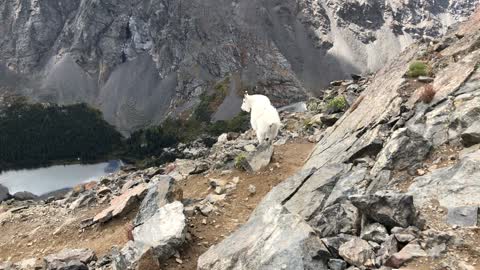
[[198, 10, 480, 270]]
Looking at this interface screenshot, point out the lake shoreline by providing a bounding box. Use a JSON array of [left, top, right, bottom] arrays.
[[0, 160, 123, 196]]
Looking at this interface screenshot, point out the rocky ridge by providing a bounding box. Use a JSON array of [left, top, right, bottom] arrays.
[[198, 9, 480, 270]]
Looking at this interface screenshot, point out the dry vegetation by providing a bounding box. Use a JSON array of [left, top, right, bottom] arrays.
[[419, 84, 436, 104]]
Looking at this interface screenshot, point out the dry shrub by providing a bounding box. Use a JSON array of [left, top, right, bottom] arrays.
[[125, 222, 134, 241], [419, 84, 435, 104]]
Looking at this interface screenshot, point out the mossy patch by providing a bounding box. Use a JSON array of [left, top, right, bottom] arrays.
[[407, 61, 431, 78]]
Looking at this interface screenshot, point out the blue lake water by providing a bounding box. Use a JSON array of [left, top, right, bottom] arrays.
[[0, 160, 122, 195]]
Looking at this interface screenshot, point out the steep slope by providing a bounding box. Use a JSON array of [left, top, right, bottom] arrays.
[[198, 9, 480, 270], [0, 0, 478, 133]]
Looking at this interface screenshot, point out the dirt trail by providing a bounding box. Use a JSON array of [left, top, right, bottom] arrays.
[[165, 141, 315, 269]]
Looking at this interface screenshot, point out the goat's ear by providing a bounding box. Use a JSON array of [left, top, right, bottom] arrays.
[[244, 91, 249, 97]]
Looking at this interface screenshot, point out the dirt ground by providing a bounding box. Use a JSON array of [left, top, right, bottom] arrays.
[[0, 203, 133, 262], [0, 141, 315, 269]]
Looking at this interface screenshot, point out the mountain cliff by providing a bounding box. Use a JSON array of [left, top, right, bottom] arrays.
[[0, 0, 478, 133]]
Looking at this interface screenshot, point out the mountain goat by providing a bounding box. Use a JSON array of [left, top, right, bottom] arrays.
[[241, 93, 281, 145]]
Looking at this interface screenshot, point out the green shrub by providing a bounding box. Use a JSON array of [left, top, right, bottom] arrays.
[[326, 96, 347, 113], [407, 61, 430, 77], [234, 153, 247, 169]]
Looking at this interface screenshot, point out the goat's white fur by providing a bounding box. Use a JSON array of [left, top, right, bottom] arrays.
[[241, 93, 281, 145]]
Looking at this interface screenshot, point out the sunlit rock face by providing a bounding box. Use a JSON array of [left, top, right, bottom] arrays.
[[0, 0, 477, 133]]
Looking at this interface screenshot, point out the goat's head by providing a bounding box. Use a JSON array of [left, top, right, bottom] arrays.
[[241, 92, 251, 112]]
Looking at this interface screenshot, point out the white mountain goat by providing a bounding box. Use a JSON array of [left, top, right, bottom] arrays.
[[241, 93, 281, 145]]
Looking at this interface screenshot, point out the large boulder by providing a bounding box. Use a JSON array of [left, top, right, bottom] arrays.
[[242, 144, 274, 172], [134, 176, 175, 226], [133, 201, 186, 259], [408, 150, 480, 208], [0, 184, 11, 202], [197, 205, 331, 270], [114, 201, 186, 269], [349, 191, 417, 229], [44, 248, 96, 270]]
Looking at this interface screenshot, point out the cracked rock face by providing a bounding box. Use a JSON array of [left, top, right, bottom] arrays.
[[1, 0, 477, 133]]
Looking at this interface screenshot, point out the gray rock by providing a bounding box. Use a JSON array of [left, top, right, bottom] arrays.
[[169, 159, 209, 180], [46, 260, 88, 270], [69, 192, 95, 210], [376, 235, 398, 266], [309, 202, 359, 238], [391, 226, 420, 243], [350, 191, 417, 229], [366, 170, 392, 194], [44, 249, 96, 269], [446, 206, 478, 227], [198, 202, 216, 216], [408, 150, 480, 208], [338, 238, 376, 268], [320, 113, 342, 127], [328, 259, 347, 270], [112, 241, 150, 270], [134, 176, 175, 226], [321, 234, 355, 258], [198, 205, 331, 270], [12, 191, 38, 201], [242, 144, 274, 172], [248, 184, 256, 195], [324, 166, 368, 207], [461, 121, 480, 147], [133, 201, 186, 260], [0, 184, 11, 203], [371, 128, 431, 175], [360, 223, 388, 244]]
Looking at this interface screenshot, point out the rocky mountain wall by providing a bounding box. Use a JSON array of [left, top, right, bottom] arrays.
[[0, 0, 478, 133]]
